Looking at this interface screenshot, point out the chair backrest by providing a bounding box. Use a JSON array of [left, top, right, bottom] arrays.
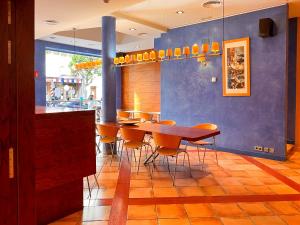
[[117, 111, 130, 120], [139, 112, 153, 122], [96, 124, 119, 137], [152, 132, 182, 149], [158, 120, 176, 126], [120, 128, 145, 142], [193, 123, 218, 130]]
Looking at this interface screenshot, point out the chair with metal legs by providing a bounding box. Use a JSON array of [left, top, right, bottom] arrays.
[[96, 124, 119, 165], [119, 128, 148, 174], [189, 123, 218, 170], [152, 132, 191, 186], [86, 174, 100, 198]]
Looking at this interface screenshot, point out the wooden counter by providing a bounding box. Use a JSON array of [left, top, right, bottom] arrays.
[[35, 107, 96, 225]]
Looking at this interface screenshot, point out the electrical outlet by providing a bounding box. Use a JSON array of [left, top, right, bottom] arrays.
[[254, 146, 263, 151], [268, 148, 275, 154], [263, 147, 269, 153]]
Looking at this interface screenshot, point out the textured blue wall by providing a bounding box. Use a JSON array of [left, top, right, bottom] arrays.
[[287, 18, 297, 144], [34, 40, 101, 106], [155, 5, 288, 160]]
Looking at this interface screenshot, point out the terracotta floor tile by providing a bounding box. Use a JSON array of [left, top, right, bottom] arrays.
[[82, 221, 109, 225], [280, 215, 300, 225], [245, 185, 275, 195], [184, 203, 215, 217], [237, 178, 265, 186], [174, 178, 198, 187], [216, 177, 242, 186], [267, 201, 300, 215], [238, 202, 273, 216], [131, 172, 151, 180], [129, 187, 153, 198], [268, 185, 299, 194], [158, 218, 190, 225], [190, 217, 222, 225], [82, 206, 111, 221], [126, 220, 158, 225], [96, 188, 115, 199], [197, 177, 219, 186], [201, 186, 227, 196], [221, 217, 254, 225], [127, 205, 157, 220], [156, 204, 187, 219], [250, 216, 287, 225], [152, 178, 174, 187], [211, 203, 245, 217], [130, 179, 152, 188], [222, 185, 252, 195], [153, 187, 179, 197], [177, 187, 205, 197]]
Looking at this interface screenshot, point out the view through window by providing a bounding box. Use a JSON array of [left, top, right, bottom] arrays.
[[45, 50, 102, 110]]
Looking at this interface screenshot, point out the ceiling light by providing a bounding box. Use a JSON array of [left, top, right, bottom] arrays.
[[176, 10, 184, 14], [202, 0, 222, 8], [49, 36, 56, 39], [138, 33, 147, 37], [129, 28, 136, 31], [44, 20, 59, 25]]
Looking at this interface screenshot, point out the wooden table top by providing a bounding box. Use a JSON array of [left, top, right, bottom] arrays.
[[98, 122, 220, 141]]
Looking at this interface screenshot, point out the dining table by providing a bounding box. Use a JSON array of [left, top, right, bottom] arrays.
[[98, 121, 221, 164]]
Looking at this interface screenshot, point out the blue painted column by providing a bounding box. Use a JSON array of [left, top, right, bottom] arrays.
[[102, 16, 117, 122]]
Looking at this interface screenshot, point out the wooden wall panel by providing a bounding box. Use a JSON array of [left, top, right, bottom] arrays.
[[296, 18, 300, 150], [122, 62, 161, 112]]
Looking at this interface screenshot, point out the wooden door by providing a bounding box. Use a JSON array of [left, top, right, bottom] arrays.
[[0, 0, 35, 224]]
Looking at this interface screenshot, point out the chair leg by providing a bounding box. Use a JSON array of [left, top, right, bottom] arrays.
[[86, 177, 91, 198], [109, 143, 114, 166], [132, 149, 137, 163], [173, 154, 179, 186], [197, 145, 201, 165], [119, 145, 123, 168], [126, 147, 130, 162], [166, 156, 171, 174], [137, 148, 142, 174], [202, 147, 207, 171], [185, 152, 192, 177], [182, 153, 185, 166], [94, 174, 100, 189]]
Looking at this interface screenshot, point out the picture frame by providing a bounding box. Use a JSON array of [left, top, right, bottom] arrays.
[[222, 37, 250, 96]]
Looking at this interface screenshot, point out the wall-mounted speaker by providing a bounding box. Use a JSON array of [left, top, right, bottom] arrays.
[[259, 18, 275, 38]]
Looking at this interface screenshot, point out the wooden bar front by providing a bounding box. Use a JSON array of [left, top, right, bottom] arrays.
[[35, 107, 96, 225]]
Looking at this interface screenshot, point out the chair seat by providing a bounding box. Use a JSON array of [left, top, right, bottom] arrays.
[[100, 137, 117, 144], [123, 141, 144, 149], [157, 147, 186, 156], [190, 140, 213, 146]]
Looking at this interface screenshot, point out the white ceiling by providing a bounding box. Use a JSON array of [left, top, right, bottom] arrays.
[[36, 0, 300, 52]]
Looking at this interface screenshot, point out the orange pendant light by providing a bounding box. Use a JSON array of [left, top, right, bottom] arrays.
[[192, 44, 199, 55], [150, 50, 156, 61], [158, 50, 165, 60], [211, 41, 220, 53], [174, 48, 182, 58]]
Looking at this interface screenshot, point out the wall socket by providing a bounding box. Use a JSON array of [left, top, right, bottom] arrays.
[[254, 146, 274, 154]]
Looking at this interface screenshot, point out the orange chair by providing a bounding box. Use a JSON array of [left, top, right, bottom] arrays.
[[96, 124, 119, 165], [152, 132, 191, 185], [120, 128, 148, 173], [189, 123, 218, 169], [117, 111, 131, 120], [157, 120, 176, 126]]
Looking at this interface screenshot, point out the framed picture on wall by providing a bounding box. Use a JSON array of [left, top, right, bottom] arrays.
[[222, 37, 250, 96]]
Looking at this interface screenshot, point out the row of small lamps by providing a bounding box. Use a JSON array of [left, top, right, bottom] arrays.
[[114, 41, 221, 65]]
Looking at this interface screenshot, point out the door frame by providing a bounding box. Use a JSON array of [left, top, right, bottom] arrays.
[[0, 0, 36, 224]]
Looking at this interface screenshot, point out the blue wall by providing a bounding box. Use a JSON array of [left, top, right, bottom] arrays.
[[34, 40, 101, 106], [155, 5, 288, 160]]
